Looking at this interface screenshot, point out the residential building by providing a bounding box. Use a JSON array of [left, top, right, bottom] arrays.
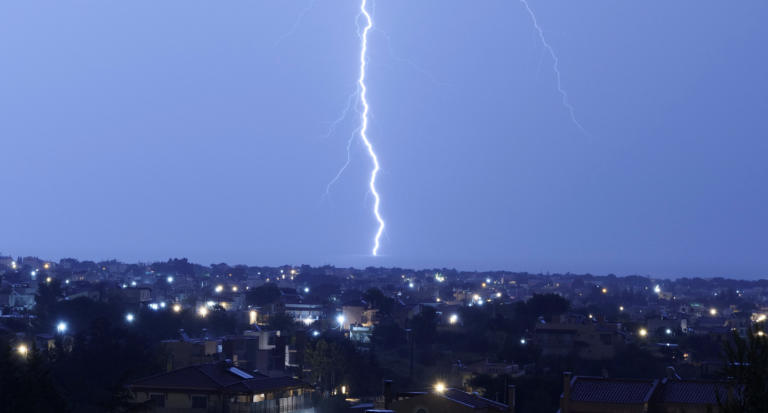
[[386, 387, 513, 413], [128, 362, 313, 412], [558, 369, 733, 413], [535, 314, 626, 360]]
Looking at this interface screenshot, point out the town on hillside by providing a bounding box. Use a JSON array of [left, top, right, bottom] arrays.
[[1, 255, 766, 412]]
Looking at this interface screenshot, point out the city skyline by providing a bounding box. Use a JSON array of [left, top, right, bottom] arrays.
[[1, 1, 767, 278]]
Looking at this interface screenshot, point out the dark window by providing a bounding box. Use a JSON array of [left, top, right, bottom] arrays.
[[600, 334, 612, 345], [192, 395, 207, 408], [150, 394, 165, 408]]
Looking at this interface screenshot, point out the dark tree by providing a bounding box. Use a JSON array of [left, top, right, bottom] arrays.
[[410, 306, 438, 347], [372, 317, 406, 348], [268, 312, 297, 333], [245, 283, 282, 307], [719, 328, 768, 412], [362, 288, 394, 315], [525, 294, 570, 321], [35, 278, 64, 322], [0, 339, 68, 412]]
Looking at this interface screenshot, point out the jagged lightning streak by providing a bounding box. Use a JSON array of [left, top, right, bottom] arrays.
[[274, 0, 318, 48], [358, 0, 385, 256], [324, 124, 360, 198], [319, 88, 359, 141], [374, 28, 449, 87], [322, 88, 360, 199], [519, 0, 590, 136]]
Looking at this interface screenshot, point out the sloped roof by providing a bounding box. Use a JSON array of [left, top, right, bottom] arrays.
[[440, 388, 508, 411], [655, 380, 729, 404], [569, 377, 657, 404], [129, 363, 309, 394]]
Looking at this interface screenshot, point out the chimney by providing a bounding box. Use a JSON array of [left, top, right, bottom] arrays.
[[383, 380, 393, 409], [507, 385, 516, 413], [561, 372, 573, 413]]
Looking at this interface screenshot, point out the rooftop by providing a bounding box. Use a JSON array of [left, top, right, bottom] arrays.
[[569, 376, 658, 404], [128, 362, 309, 394]]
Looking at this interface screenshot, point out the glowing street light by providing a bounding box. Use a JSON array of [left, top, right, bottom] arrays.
[[434, 382, 446, 393], [520, 338, 526, 345], [601, 288, 608, 294], [665, 328, 672, 335], [198, 306, 209, 318], [130, 281, 137, 287], [709, 308, 718, 316], [232, 286, 238, 292], [638, 328, 648, 338], [56, 322, 68, 334], [166, 276, 174, 283], [215, 285, 224, 293], [172, 304, 182, 313], [304, 287, 310, 293], [125, 313, 135, 323], [653, 285, 661, 294], [336, 314, 345, 330], [619, 306, 624, 312], [17, 344, 29, 357], [449, 314, 459, 325]]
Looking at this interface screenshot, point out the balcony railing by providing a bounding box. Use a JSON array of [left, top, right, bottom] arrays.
[[228, 394, 314, 413]]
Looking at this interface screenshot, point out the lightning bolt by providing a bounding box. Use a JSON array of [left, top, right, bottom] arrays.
[[322, 88, 360, 199], [358, 0, 385, 256], [519, 0, 590, 136], [374, 28, 448, 87], [324, 122, 360, 198], [319, 88, 359, 141], [274, 0, 318, 48]]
